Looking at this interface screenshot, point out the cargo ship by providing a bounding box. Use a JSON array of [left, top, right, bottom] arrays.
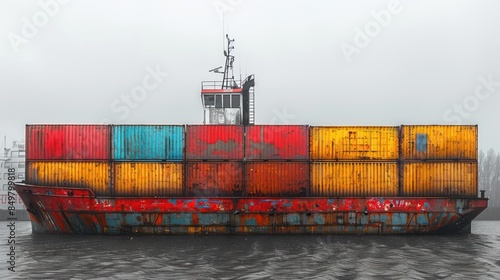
[[14, 35, 488, 235]]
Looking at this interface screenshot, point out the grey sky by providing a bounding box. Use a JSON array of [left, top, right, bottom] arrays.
[[1, 0, 499, 150]]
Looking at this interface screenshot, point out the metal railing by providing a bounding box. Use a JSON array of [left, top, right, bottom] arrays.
[[201, 80, 242, 90]]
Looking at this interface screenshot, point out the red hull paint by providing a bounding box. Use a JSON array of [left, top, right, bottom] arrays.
[[15, 183, 487, 235]]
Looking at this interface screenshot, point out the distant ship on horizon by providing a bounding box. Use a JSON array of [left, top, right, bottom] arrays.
[[0, 139, 29, 221]]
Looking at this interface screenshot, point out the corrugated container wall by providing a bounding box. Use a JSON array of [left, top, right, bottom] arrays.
[[402, 162, 477, 197], [400, 125, 477, 160], [112, 125, 184, 161], [186, 125, 243, 160], [113, 162, 182, 197], [186, 162, 243, 197], [26, 161, 110, 195], [245, 125, 309, 160], [245, 162, 309, 197], [310, 162, 398, 197], [26, 125, 110, 160], [310, 126, 399, 160]]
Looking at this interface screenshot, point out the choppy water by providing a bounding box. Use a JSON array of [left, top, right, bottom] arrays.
[[1, 221, 499, 279]]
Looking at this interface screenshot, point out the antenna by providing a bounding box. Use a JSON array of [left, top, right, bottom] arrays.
[[222, 11, 225, 53], [221, 34, 235, 89], [209, 66, 224, 73]]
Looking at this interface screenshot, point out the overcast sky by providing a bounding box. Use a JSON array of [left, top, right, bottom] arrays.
[[1, 0, 499, 150]]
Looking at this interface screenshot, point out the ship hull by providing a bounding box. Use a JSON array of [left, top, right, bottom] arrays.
[[14, 183, 488, 235]]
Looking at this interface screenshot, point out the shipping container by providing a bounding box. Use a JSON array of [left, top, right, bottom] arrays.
[[114, 162, 182, 197], [310, 162, 398, 197], [245, 125, 309, 160], [245, 162, 308, 197], [400, 125, 477, 160], [310, 126, 399, 160], [186, 162, 243, 196], [26, 161, 110, 195], [402, 162, 477, 197], [26, 125, 110, 160], [112, 125, 184, 161], [186, 125, 244, 160]]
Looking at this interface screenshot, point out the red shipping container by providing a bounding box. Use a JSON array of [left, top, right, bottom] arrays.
[[246, 162, 309, 197], [26, 125, 110, 160], [245, 125, 309, 160], [186, 125, 244, 160], [186, 162, 243, 197]]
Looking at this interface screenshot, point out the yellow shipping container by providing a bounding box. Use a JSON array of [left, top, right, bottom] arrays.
[[402, 162, 477, 197], [310, 126, 399, 160], [310, 162, 398, 197], [26, 161, 110, 195], [114, 162, 182, 197], [401, 125, 477, 160]]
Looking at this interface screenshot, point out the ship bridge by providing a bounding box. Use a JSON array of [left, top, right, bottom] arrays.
[[201, 75, 254, 125], [201, 35, 255, 125]]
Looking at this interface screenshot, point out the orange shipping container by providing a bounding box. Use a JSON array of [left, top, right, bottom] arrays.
[[310, 162, 398, 197], [114, 162, 182, 197], [26, 161, 110, 195], [400, 125, 477, 160], [310, 126, 399, 160], [245, 162, 309, 197], [402, 162, 477, 197], [186, 162, 243, 197]]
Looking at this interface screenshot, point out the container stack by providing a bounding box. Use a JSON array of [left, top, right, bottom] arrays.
[[185, 125, 244, 196], [111, 125, 184, 197], [309, 126, 400, 197], [25, 125, 111, 195], [244, 125, 309, 197], [400, 125, 478, 197], [24, 124, 479, 199]]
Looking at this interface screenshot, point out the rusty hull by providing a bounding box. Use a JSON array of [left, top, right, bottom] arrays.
[[15, 183, 487, 235]]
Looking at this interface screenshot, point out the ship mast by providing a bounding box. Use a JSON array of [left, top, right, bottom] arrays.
[[222, 34, 236, 89]]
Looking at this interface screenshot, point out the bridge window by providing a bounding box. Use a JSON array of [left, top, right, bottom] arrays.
[[215, 95, 222, 108], [204, 95, 215, 107], [223, 95, 231, 108], [231, 95, 240, 108], [206, 94, 241, 108]]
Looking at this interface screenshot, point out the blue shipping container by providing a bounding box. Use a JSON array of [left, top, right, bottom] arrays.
[[113, 125, 184, 161]]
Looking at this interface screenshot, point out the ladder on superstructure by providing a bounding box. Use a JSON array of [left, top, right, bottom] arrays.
[[248, 86, 255, 125]]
